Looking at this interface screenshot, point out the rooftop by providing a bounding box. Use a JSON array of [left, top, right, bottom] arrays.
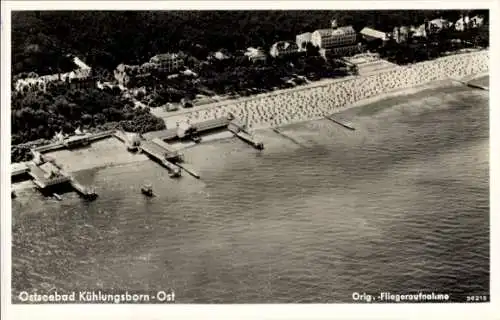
[[314, 26, 356, 37], [360, 27, 388, 40], [150, 53, 183, 62]]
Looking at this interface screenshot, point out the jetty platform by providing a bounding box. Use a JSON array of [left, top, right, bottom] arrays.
[[143, 118, 231, 142], [138, 140, 182, 176], [12, 160, 97, 199], [27, 162, 71, 189], [32, 131, 115, 154]]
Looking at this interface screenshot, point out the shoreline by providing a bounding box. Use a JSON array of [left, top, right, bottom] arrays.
[[10, 51, 489, 179], [15, 74, 485, 180]]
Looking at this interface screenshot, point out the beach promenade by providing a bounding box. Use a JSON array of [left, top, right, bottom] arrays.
[[156, 50, 489, 130]]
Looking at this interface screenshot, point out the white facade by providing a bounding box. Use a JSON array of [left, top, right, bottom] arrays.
[[311, 26, 357, 50], [296, 32, 312, 51], [360, 27, 389, 41], [15, 65, 92, 93], [269, 41, 299, 57]]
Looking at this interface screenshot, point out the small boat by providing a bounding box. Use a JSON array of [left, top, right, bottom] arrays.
[[141, 184, 154, 197], [254, 142, 264, 150]]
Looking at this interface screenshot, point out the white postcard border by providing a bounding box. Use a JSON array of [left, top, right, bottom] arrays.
[[1, 1, 498, 319]]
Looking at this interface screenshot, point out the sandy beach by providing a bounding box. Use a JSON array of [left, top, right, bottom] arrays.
[[28, 51, 488, 175], [166, 50, 488, 130]]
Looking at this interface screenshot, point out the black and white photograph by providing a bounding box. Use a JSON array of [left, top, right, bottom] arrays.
[[1, 1, 498, 319]]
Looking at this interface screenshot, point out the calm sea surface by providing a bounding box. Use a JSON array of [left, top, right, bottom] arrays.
[[12, 81, 489, 303]]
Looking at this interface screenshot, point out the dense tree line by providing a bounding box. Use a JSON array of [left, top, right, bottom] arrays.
[[377, 23, 489, 65], [10, 10, 489, 163], [11, 86, 165, 162], [135, 53, 351, 107], [12, 10, 489, 74]]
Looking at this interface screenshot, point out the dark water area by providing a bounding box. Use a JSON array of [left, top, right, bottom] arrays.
[[12, 80, 489, 303]]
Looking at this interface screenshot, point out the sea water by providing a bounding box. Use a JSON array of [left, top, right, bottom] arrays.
[[12, 80, 489, 303]]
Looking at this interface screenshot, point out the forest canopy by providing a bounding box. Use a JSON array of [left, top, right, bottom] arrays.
[[11, 10, 489, 74]]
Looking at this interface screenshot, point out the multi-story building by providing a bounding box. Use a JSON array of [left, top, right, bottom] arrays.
[[414, 18, 452, 38], [14, 56, 95, 93], [66, 68, 96, 90], [114, 63, 156, 87], [149, 52, 185, 73], [296, 32, 312, 51], [455, 15, 484, 31], [269, 41, 299, 58], [311, 26, 357, 50]]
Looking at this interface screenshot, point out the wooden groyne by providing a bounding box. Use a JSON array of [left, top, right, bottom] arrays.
[[466, 82, 489, 91], [324, 115, 355, 130], [272, 128, 303, 146], [17, 160, 98, 200], [32, 131, 115, 154], [452, 78, 489, 91]]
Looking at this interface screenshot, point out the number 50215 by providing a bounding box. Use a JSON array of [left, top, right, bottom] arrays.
[[466, 295, 488, 302]]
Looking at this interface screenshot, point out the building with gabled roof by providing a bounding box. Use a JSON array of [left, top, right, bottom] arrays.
[[360, 27, 389, 41]]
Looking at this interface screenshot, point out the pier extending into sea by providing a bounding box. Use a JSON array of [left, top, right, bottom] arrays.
[[12, 158, 97, 200], [11, 115, 266, 200]]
